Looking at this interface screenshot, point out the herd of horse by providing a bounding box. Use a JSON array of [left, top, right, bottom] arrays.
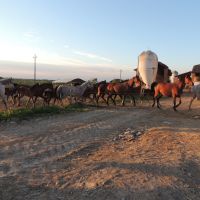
[[0, 74, 199, 111]]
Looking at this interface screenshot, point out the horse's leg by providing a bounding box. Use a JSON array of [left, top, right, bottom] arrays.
[[60, 98, 64, 106], [33, 97, 38, 108], [110, 95, 116, 105], [173, 97, 177, 111], [53, 97, 57, 105], [152, 96, 156, 107], [121, 95, 126, 106], [96, 95, 99, 105], [140, 89, 144, 104], [43, 98, 47, 107], [157, 95, 162, 109], [2, 98, 7, 110], [12, 95, 16, 106], [175, 96, 182, 109], [102, 94, 108, 105], [131, 95, 136, 106], [113, 94, 117, 101], [17, 96, 21, 107], [26, 97, 31, 107], [93, 94, 98, 105], [106, 95, 110, 106], [188, 97, 196, 110]]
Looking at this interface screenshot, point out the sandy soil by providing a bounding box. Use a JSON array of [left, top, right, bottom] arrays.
[[0, 95, 200, 200]]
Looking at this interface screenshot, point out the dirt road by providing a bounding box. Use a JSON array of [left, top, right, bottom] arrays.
[[0, 97, 200, 200]]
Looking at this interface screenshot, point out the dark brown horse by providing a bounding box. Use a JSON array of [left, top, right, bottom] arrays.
[[17, 83, 53, 107], [17, 85, 32, 106], [152, 79, 185, 111], [43, 85, 60, 105], [28, 83, 54, 107]]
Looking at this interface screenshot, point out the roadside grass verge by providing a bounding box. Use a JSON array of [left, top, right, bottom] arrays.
[[0, 103, 90, 121]]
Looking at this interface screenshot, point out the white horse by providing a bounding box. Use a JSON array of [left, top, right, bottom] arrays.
[[56, 79, 96, 104], [189, 81, 200, 110], [0, 78, 13, 110]]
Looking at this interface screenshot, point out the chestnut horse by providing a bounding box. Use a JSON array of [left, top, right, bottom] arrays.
[[152, 79, 185, 111], [106, 76, 141, 106]]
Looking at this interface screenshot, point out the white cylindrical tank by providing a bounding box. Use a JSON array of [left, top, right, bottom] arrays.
[[138, 50, 158, 89]]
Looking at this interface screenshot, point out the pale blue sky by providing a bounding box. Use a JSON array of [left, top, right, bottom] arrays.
[[0, 0, 200, 80]]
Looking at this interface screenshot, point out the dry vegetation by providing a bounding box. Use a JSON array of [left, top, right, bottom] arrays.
[[0, 94, 199, 200]]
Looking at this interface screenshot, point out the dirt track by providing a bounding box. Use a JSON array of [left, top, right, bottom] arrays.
[[0, 96, 200, 200]]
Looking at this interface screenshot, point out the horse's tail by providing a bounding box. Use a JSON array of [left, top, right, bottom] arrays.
[[97, 84, 104, 97], [97, 85, 100, 97], [56, 86, 65, 100]]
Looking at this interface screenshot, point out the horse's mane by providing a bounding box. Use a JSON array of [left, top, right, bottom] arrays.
[[31, 83, 39, 89], [185, 74, 192, 81]]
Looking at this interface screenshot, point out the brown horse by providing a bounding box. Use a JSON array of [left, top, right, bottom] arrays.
[[83, 80, 107, 104], [17, 85, 32, 106], [96, 82, 109, 104], [28, 83, 54, 107], [152, 79, 185, 111], [106, 76, 141, 106]]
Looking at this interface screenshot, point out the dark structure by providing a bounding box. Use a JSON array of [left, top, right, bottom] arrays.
[[156, 62, 172, 82], [66, 78, 85, 86], [177, 71, 191, 82]]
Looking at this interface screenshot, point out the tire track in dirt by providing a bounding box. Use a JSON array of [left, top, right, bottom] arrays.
[[0, 107, 149, 176]]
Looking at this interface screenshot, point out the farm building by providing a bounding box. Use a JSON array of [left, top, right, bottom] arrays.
[[156, 62, 172, 82]]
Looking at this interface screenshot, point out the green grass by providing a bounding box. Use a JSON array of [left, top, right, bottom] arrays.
[[13, 78, 52, 86], [0, 103, 89, 121]]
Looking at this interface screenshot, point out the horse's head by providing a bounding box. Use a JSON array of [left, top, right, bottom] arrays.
[[175, 78, 185, 94], [128, 76, 142, 87], [184, 75, 193, 86]]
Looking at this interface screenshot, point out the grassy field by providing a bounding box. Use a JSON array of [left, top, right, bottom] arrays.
[[12, 78, 52, 86], [0, 103, 89, 121]]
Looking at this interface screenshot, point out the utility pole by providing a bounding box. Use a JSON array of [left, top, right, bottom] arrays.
[[33, 54, 37, 83], [120, 69, 122, 81]]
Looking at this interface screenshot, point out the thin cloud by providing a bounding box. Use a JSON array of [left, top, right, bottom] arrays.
[[64, 44, 70, 48], [23, 31, 40, 41], [73, 50, 112, 63]]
